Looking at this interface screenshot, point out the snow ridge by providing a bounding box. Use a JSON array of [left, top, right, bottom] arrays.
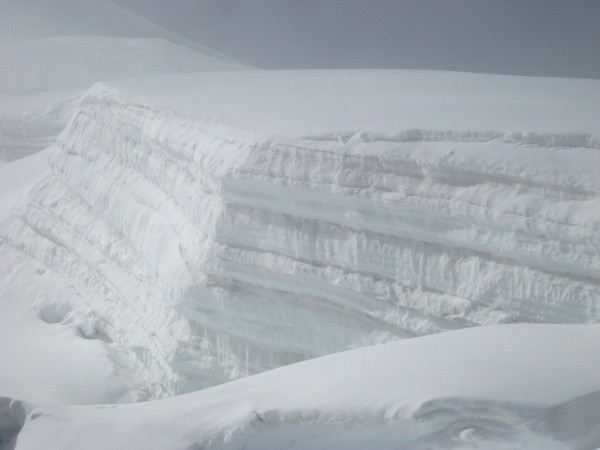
[[1, 84, 599, 396]]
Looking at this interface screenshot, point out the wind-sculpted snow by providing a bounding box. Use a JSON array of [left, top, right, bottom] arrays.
[[1, 73, 599, 398], [4, 325, 600, 449]]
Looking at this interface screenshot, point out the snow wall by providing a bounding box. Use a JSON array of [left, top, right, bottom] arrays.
[[1, 79, 599, 397]]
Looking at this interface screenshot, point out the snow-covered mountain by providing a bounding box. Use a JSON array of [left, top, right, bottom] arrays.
[[1, 2, 599, 449]]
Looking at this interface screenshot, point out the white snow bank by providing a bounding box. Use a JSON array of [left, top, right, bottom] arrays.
[[4, 324, 600, 449], [1, 70, 599, 399]]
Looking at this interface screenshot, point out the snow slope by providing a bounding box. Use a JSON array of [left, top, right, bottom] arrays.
[[0, 0, 247, 162], [3, 324, 600, 449], [1, 70, 598, 403]]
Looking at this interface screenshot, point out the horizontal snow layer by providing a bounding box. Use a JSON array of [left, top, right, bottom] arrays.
[[4, 324, 600, 449], [1, 71, 599, 396]]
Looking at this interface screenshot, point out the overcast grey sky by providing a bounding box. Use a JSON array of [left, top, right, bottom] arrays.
[[114, 0, 599, 79]]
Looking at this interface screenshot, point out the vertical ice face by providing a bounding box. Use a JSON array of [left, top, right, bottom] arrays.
[[1, 73, 599, 397]]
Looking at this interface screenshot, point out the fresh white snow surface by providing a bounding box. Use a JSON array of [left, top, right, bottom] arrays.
[[3, 325, 600, 449]]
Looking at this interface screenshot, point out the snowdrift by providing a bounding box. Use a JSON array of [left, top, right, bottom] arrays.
[[3, 324, 600, 449]]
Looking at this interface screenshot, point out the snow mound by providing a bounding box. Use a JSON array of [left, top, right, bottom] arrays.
[[1, 70, 599, 400], [4, 324, 600, 449]]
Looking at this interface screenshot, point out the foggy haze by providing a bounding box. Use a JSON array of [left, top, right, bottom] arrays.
[[113, 0, 600, 79]]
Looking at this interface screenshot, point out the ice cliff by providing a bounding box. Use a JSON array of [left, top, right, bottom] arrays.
[[1, 70, 598, 398]]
